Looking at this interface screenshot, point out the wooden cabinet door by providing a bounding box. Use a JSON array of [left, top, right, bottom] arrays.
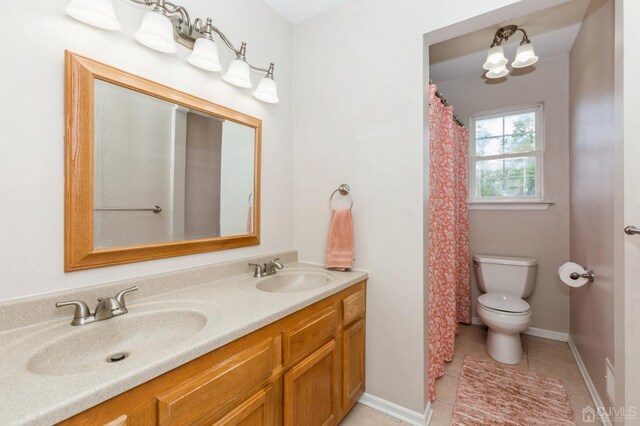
[[157, 338, 279, 425], [342, 319, 365, 412], [284, 340, 339, 426], [212, 385, 277, 426]]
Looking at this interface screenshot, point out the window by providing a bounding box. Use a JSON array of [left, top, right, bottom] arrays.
[[469, 105, 543, 203]]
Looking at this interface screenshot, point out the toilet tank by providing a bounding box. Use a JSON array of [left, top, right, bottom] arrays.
[[473, 254, 537, 298]]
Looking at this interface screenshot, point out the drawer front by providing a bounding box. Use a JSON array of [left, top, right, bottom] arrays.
[[213, 385, 275, 426], [103, 415, 128, 426], [283, 306, 339, 366], [342, 290, 365, 326], [157, 337, 279, 425]]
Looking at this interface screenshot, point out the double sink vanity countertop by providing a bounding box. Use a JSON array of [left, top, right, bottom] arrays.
[[0, 261, 368, 426]]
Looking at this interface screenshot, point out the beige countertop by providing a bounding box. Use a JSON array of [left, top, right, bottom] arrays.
[[0, 257, 367, 426]]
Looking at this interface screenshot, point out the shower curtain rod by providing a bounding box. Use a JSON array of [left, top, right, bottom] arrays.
[[429, 80, 465, 128]]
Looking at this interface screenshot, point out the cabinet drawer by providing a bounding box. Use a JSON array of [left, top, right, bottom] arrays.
[[157, 337, 279, 425], [213, 385, 275, 426], [283, 306, 339, 366], [342, 290, 365, 326]]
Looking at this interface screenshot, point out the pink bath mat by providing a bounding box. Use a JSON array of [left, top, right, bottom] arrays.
[[451, 356, 575, 425]]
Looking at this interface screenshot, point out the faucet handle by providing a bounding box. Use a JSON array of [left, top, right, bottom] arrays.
[[249, 263, 265, 277], [55, 300, 92, 325], [114, 286, 138, 311]]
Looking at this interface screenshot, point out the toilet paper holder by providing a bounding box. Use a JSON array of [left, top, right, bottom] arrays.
[[570, 269, 595, 283]]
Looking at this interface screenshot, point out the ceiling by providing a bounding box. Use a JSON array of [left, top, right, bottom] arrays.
[[429, 0, 590, 83], [263, 0, 348, 24]]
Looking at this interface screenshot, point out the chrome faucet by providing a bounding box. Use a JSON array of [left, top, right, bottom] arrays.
[[55, 286, 138, 326], [249, 258, 284, 278]]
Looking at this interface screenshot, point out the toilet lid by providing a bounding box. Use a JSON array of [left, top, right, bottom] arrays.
[[478, 293, 530, 313]]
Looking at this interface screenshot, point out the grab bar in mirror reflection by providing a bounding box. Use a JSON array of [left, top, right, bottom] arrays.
[[94, 205, 162, 214]]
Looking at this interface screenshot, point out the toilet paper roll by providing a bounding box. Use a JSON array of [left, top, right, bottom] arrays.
[[558, 262, 589, 287], [557, 262, 577, 277]]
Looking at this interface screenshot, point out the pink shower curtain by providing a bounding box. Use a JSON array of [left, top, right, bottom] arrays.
[[427, 84, 471, 401]]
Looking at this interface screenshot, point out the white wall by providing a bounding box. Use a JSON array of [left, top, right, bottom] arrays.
[[292, 0, 566, 414], [0, 0, 293, 301], [436, 55, 571, 334]]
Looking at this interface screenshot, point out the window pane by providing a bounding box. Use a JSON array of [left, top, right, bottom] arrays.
[[504, 134, 535, 154], [504, 157, 536, 197], [504, 112, 535, 136], [475, 156, 536, 198], [475, 158, 504, 198], [475, 117, 503, 139], [475, 137, 503, 156]]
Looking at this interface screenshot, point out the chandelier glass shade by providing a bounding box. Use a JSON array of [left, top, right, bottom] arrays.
[[483, 25, 538, 80]]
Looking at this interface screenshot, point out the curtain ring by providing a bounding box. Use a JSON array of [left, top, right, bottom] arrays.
[[329, 184, 353, 209]]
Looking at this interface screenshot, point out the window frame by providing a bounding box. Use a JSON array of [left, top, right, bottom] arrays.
[[468, 104, 545, 203]]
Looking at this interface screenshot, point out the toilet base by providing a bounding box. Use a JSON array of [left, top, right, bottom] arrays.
[[486, 329, 523, 364]]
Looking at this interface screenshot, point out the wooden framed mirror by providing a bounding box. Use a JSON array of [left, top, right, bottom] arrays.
[[65, 51, 261, 271]]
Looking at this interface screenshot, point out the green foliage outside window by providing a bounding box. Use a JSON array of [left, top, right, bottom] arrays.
[[474, 112, 537, 199]]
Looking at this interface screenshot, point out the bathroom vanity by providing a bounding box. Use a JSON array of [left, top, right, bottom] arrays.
[[0, 255, 367, 425], [60, 281, 365, 425]]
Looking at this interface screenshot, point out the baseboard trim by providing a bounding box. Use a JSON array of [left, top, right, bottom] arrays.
[[471, 317, 569, 342], [425, 400, 433, 426], [358, 393, 429, 425], [568, 337, 612, 426]]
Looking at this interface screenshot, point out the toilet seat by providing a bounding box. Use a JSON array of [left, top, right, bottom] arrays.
[[478, 293, 530, 315]]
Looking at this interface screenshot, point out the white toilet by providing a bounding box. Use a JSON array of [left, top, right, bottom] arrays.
[[473, 254, 537, 364]]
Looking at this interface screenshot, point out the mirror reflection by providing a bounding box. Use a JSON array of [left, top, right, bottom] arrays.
[[93, 79, 255, 249]]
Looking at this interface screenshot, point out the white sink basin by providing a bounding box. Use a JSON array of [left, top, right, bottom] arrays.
[[243, 271, 333, 293], [26, 302, 216, 376]]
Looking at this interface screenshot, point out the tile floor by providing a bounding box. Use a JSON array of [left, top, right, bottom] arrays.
[[340, 403, 412, 425], [340, 324, 598, 425]]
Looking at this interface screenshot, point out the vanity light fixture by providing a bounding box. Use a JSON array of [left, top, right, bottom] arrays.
[[187, 19, 222, 72], [64, 0, 279, 104], [483, 25, 539, 79], [223, 43, 253, 88], [134, 8, 178, 53], [253, 64, 279, 104], [65, 0, 121, 31]]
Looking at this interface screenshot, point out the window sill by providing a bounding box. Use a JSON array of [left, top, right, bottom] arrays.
[[468, 201, 554, 211]]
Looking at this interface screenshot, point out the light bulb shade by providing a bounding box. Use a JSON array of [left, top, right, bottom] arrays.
[[253, 77, 279, 104], [223, 59, 253, 88], [188, 38, 222, 72], [486, 65, 509, 79], [134, 11, 177, 54], [482, 46, 508, 70], [512, 43, 539, 68], [65, 0, 121, 31]]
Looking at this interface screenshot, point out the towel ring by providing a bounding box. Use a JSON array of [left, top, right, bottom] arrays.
[[329, 184, 353, 210], [248, 193, 253, 206]]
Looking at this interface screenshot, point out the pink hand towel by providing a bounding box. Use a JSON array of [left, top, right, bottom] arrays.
[[246, 205, 253, 234], [325, 209, 354, 271]]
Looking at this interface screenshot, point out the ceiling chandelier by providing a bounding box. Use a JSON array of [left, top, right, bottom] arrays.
[[482, 25, 539, 79], [65, 0, 279, 104]]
